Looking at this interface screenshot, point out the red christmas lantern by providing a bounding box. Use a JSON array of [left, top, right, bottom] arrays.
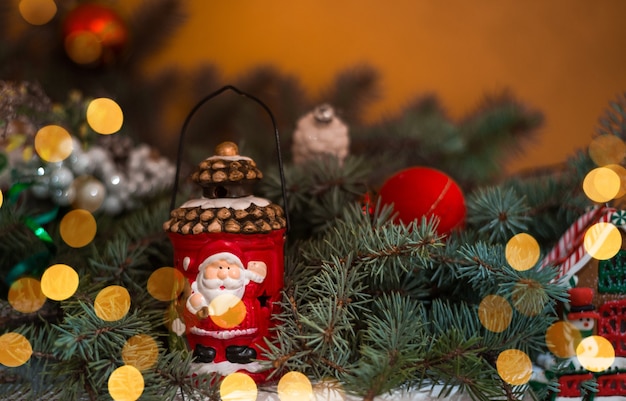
[[163, 87, 289, 382]]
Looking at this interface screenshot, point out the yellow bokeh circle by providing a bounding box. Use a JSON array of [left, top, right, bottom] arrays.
[[94, 285, 131, 322], [583, 222, 622, 260], [40, 264, 80, 301], [19, 0, 57, 25], [122, 334, 159, 371], [147, 267, 185, 302], [0, 332, 33, 367], [478, 295, 512, 333], [576, 335, 615, 372], [8, 277, 47, 313], [0, 189, 3, 208], [605, 164, 626, 199], [277, 371, 314, 401], [34, 125, 73, 162], [506, 233, 540, 271], [220, 372, 258, 401], [583, 167, 621, 203], [588, 135, 626, 166], [496, 349, 532, 386], [86, 98, 124, 135], [65, 31, 102, 66], [209, 293, 247, 329], [545, 321, 583, 358], [108, 365, 144, 401], [59, 209, 97, 248]]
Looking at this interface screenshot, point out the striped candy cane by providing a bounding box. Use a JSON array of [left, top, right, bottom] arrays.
[[541, 206, 616, 283]]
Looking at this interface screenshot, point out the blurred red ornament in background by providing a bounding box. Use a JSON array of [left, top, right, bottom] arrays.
[[62, 3, 128, 66], [378, 166, 466, 235]]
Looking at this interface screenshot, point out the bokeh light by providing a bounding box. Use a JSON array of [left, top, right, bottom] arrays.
[[220, 372, 258, 401], [40, 264, 79, 301], [0, 189, 3, 208], [147, 267, 185, 302], [583, 222, 622, 260], [19, 0, 57, 25], [65, 31, 102, 66], [121, 334, 159, 371], [576, 335, 615, 372], [588, 135, 626, 166], [478, 295, 512, 333], [209, 293, 247, 329], [496, 349, 532, 386], [86, 98, 124, 135], [277, 371, 314, 401], [108, 365, 144, 401], [0, 332, 33, 367], [545, 321, 582, 358], [605, 164, 626, 199], [505, 233, 540, 271], [8, 277, 46, 313], [94, 285, 131, 321], [59, 208, 97, 248], [583, 167, 621, 203], [34, 125, 73, 163]]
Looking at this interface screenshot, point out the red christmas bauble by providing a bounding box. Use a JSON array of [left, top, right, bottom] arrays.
[[62, 3, 128, 66], [378, 166, 466, 234]]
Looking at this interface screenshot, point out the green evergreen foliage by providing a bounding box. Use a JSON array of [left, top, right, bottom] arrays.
[[1, 1, 624, 400]]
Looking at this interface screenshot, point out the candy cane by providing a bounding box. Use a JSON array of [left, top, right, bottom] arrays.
[[541, 206, 616, 283]]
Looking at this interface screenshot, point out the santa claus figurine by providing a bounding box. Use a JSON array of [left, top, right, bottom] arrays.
[[163, 141, 287, 381], [186, 252, 267, 365]]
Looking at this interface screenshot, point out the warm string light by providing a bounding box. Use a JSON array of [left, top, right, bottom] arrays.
[[18, 0, 57, 26], [59, 209, 97, 247], [34, 125, 73, 163], [86, 98, 124, 135], [108, 365, 144, 401], [545, 321, 582, 359]]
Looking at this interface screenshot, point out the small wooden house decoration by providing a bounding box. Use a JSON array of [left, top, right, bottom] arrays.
[[540, 205, 626, 399]]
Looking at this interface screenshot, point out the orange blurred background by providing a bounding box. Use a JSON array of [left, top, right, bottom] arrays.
[[135, 1, 626, 173]]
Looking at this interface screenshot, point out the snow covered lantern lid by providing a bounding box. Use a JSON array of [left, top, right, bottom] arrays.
[[164, 141, 286, 235], [164, 141, 287, 382]]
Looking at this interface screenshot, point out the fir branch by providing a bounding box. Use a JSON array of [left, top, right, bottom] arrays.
[[466, 186, 531, 243], [596, 92, 626, 138], [343, 293, 427, 400]]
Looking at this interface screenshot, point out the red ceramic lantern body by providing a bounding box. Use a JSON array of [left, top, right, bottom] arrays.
[[168, 230, 285, 381], [164, 142, 287, 382]]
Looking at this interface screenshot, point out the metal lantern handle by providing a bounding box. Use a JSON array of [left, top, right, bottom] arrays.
[[170, 85, 290, 232]]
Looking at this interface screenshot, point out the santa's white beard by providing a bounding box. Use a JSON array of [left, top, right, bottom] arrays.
[[198, 277, 245, 303]]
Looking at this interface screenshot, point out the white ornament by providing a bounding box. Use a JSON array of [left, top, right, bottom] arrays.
[[48, 166, 74, 189], [292, 104, 349, 165], [72, 176, 106, 212], [69, 152, 93, 175], [50, 186, 76, 206], [101, 195, 123, 215]]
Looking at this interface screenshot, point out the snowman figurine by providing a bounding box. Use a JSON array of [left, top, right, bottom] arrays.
[[566, 287, 600, 338]]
